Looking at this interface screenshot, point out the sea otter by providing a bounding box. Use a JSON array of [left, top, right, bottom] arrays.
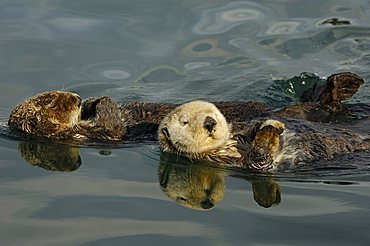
[[156, 95, 370, 170], [6, 72, 370, 170], [8, 92, 126, 141]]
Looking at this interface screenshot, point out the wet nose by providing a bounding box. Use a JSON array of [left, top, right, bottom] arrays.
[[204, 116, 217, 133], [200, 198, 214, 209]]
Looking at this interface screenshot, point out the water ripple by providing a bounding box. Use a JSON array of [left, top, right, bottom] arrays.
[[193, 1, 267, 35]]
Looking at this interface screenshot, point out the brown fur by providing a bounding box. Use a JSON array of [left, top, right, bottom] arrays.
[[8, 92, 126, 141], [7, 72, 370, 170], [8, 91, 82, 138]]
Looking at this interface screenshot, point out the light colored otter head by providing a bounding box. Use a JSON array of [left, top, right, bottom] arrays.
[[8, 91, 82, 137], [158, 100, 233, 157], [159, 162, 225, 210]]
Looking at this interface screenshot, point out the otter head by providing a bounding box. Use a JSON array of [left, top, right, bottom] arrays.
[[158, 101, 231, 157], [8, 91, 82, 137]]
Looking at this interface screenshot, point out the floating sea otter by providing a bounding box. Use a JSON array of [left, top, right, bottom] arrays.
[[8, 92, 126, 141], [7, 72, 370, 170]]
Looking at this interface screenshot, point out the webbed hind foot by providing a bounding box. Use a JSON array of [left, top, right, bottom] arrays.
[[277, 72, 365, 122], [319, 72, 364, 111]]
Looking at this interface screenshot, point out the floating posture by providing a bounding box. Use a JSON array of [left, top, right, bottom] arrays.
[[8, 92, 125, 141], [6, 72, 370, 170]]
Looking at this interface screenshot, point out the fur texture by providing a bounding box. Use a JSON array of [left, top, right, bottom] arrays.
[[158, 100, 241, 163]]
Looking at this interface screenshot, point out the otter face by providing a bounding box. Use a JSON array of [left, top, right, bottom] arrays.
[[8, 91, 82, 136], [158, 101, 231, 155]]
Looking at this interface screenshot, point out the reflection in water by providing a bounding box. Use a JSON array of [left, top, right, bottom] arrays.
[[158, 156, 225, 211], [158, 153, 281, 210], [250, 177, 281, 208], [16, 138, 282, 210], [18, 141, 82, 172]]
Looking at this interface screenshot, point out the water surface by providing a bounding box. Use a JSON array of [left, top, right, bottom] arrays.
[[1, 0, 370, 245]]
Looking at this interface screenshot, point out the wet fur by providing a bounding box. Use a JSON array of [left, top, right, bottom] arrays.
[[8, 92, 126, 141], [7, 72, 370, 170], [8, 91, 82, 139], [158, 101, 241, 163]]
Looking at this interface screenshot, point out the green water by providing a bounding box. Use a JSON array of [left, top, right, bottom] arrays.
[[1, 0, 370, 245]]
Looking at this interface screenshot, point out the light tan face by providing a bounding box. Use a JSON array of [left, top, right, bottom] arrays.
[[9, 91, 82, 135], [158, 101, 231, 154]]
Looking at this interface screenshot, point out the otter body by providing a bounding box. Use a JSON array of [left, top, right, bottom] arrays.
[[7, 72, 370, 170], [8, 92, 126, 141]]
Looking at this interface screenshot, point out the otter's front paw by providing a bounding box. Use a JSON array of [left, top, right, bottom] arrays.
[[81, 96, 126, 141], [252, 120, 284, 155], [247, 120, 284, 170]]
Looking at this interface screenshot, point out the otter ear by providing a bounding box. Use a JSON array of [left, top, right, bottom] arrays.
[[161, 127, 170, 139]]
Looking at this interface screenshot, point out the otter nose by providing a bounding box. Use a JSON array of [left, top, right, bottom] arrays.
[[204, 116, 217, 133], [200, 198, 214, 209]]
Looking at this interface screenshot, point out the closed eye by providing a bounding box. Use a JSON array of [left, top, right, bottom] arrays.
[[177, 196, 187, 202]]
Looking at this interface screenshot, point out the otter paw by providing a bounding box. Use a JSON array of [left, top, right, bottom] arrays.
[[252, 120, 284, 153], [81, 96, 125, 141], [82, 97, 123, 129], [320, 72, 364, 111]]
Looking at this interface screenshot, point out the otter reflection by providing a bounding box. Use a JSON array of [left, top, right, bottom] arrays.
[[158, 155, 225, 210], [158, 153, 281, 210], [18, 141, 82, 172]]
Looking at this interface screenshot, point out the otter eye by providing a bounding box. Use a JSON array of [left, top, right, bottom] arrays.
[[180, 115, 189, 125], [177, 196, 187, 202]]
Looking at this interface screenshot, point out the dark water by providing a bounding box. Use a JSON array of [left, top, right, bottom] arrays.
[[1, 0, 370, 245]]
